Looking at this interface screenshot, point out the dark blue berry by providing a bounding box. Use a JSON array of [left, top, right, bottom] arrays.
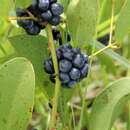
[[26, 24, 41, 35], [56, 49, 62, 60], [51, 3, 64, 15], [81, 64, 89, 78], [41, 10, 52, 20], [63, 49, 74, 60], [72, 48, 80, 54], [44, 59, 54, 74], [50, 0, 57, 4], [73, 54, 85, 68], [17, 19, 34, 28], [69, 68, 81, 80], [83, 54, 88, 63], [60, 73, 70, 84], [52, 28, 61, 40], [49, 15, 61, 26], [38, 0, 50, 12], [68, 81, 77, 87], [59, 59, 72, 73], [16, 8, 27, 17]]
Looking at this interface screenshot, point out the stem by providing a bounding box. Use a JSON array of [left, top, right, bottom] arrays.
[[89, 43, 117, 58], [109, 0, 115, 45], [46, 24, 61, 130], [8, 16, 37, 21]]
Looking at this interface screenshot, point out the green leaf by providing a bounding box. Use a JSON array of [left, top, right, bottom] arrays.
[[9, 35, 53, 98], [0, 0, 13, 18], [115, 0, 130, 43], [66, 0, 98, 46], [15, 0, 32, 8], [0, 57, 35, 130], [89, 77, 130, 130], [88, 41, 130, 69]]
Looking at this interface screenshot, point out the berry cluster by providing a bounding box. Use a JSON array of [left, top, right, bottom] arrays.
[[16, 0, 64, 35], [52, 28, 71, 45], [44, 44, 89, 88]]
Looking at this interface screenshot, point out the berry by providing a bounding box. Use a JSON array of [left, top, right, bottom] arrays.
[[16, 8, 27, 16], [67, 81, 77, 87], [69, 68, 81, 80], [41, 10, 52, 20], [51, 3, 63, 15], [52, 28, 61, 40], [44, 58, 54, 74], [60, 73, 70, 84], [38, 0, 50, 12], [59, 59, 72, 73], [50, 0, 57, 4], [81, 64, 89, 78], [63, 49, 74, 60], [73, 54, 85, 68], [43, 43, 89, 88], [49, 15, 61, 26], [25, 24, 41, 35]]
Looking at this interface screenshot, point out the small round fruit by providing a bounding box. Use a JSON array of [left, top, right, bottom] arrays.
[[49, 15, 61, 26], [63, 49, 74, 60], [51, 3, 63, 15], [41, 10, 52, 20], [44, 59, 54, 74], [50, 0, 57, 4], [17, 19, 33, 28], [73, 54, 85, 68], [60, 73, 70, 84], [68, 81, 77, 87], [59, 59, 72, 73], [26, 24, 41, 35], [38, 0, 50, 12], [69, 68, 81, 80], [16, 8, 27, 16], [81, 64, 89, 78]]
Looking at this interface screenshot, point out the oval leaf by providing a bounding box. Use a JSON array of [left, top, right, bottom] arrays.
[[0, 57, 35, 130], [89, 77, 130, 130], [67, 0, 98, 46], [115, 0, 130, 43]]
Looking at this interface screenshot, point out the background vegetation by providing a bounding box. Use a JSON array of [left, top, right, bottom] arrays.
[[0, 0, 130, 130]]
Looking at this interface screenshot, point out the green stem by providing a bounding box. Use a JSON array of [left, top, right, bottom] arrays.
[[46, 24, 61, 130]]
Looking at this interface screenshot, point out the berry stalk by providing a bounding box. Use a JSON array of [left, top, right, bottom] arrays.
[[46, 24, 61, 130]]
